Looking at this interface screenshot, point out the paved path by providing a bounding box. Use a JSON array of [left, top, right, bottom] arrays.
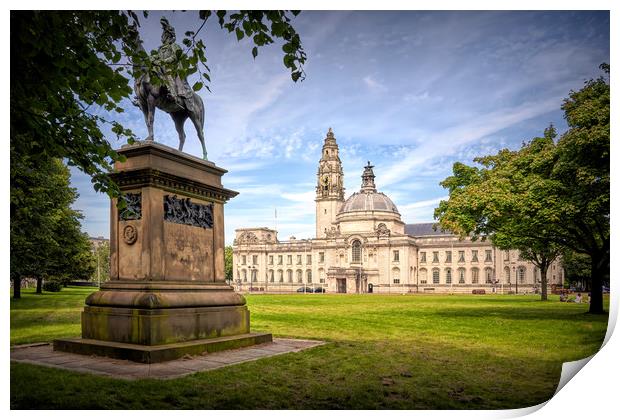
[[11, 338, 325, 380]]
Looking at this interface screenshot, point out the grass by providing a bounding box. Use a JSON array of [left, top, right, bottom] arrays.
[[11, 287, 609, 409]]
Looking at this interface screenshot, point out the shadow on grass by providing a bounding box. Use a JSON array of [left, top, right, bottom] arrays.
[[11, 335, 573, 410], [10, 290, 609, 409], [431, 304, 609, 323]]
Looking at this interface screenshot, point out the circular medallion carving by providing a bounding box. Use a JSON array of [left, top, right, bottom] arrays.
[[123, 225, 138, 245]]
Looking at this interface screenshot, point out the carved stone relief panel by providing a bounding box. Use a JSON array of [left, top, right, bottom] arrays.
[[119, 192, 142, 220], [163, 194, 213, 229]]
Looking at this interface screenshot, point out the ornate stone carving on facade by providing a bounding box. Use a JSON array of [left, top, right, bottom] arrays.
[[345, 235, 368, 246], [324, 225, 340, 238], [375, 223, 391, 237], [123, 225, 138, 245], [235, 231, 259, 245], [119, 192, 142, 220], [262, 233, 276, 243], [163, 194, 213, 229], [316, 128, 345, 201]]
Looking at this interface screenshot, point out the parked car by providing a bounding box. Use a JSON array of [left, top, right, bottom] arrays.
[[296, 286, 313, 293], [312, 287, 326, 293]]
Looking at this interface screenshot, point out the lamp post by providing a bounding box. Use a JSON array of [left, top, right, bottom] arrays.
[[96, 248, 101, 287], [91, 241, 101, 287]]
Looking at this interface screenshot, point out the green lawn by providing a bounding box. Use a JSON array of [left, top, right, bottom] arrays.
[[11, 287, 608, 409]]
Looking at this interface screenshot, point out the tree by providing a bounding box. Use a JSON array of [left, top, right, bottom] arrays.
[[548, 64, 609, 313], [435, 65, 609, 312], [435, 126, 563, 301], [10, 152, 93, 297], [11, 11, 306, 199], [48, 217, 97, 284], [562, 250, 592, 290], [225, 246, 234, 283], [11, 152, 64, 297]]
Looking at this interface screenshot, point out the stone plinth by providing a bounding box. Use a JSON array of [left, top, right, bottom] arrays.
[[54, 142, 271, 362]]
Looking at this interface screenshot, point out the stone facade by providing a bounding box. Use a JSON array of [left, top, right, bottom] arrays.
[[232, 129, 564, 294]]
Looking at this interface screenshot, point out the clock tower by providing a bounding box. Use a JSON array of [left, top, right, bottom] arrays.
[[316, 128, 345, 238]]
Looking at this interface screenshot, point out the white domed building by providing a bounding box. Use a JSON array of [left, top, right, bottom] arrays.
[[232, 129, 564, 294]]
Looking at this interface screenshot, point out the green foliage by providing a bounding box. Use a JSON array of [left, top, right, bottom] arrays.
[[91, 241, 111, 284], [225, 245, 233, 281], [435, 126, 563, 299], [11, 9, 305, 293], [435, 64, 609, 312], [12, 10, 305, 199], [10, 151, 95, 295], [10, 290, 608, 409], [178, 10, 307, 91], [42, 281, 63, 292], [11, 11, 138, 198], [562, 250, 595, 289]]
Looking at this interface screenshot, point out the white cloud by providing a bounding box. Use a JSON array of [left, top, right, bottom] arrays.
[[72, 11, 609, 244], [222, 175, 256, 186], [363, 75, 387, 92], [400, 196, 449, 210], [398, 196, 449, 224], [380, 96, 561, 186], [403, 91, 443, 103], [221, 160, 268, 172], [281, 191, 315, 203]]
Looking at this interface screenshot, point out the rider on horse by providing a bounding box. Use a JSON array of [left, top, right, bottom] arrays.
[[151, 17, 194, 112], [126, 17, 207, 159]]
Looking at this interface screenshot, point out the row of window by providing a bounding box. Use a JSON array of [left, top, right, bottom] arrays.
[[241, 248, 551, 267], [237, 268, 325, 284], [239, 253, 327, 266], [419, 267, 494, 284], [418, 266, 539, 284], [240, 248, 400, 267], [419, 250, 493, 264], [351, 240, 401, 263], [238, 264, 556, 285], [241, 252, 325, 265]]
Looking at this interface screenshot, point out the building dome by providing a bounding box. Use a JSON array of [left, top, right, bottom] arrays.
[[340, 191, 399, 214], [338, 161, 400, 215]]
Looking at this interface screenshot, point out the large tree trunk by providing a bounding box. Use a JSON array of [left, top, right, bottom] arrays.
[[13, 276, 21, 299], [589, 254, 605, 314], [540, 264, 549, 301], [36, 276, 43, 294]]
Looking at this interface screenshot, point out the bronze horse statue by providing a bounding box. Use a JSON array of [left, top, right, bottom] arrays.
[[127, 21, 208, 160]]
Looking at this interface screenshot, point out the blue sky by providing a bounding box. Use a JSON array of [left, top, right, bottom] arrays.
[[71, 10, 610, 244]]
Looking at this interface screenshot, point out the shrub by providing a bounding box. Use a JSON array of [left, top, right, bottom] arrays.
[[42, 281, 63, 292]]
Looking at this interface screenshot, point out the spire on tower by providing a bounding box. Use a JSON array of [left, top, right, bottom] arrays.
[[360, 161, 377, 193], [324, 127, 336, 144]]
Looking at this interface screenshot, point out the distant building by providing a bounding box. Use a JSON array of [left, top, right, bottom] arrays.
[[232, 129, 563, 294], [89, 236, 109, 249]]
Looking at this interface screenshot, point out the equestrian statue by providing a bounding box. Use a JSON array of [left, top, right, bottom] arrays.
[[127, 18, 208, 160]]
